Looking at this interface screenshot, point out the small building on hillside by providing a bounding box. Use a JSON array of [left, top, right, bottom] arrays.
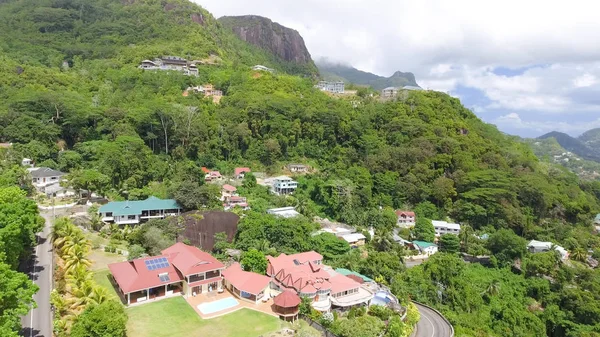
[[341, 233, 366, 248], [205, 171, 222, 182], [411, 241, 438, 256], [234, 167, 251, 179], [267, 207, 300, 218], [138, 56, 199, 77], [287, 164, 309, 173], [108, 242, 224, 305], [381, 87, 400, 98], [432, 220, 461, 236], [223, 196, 249, 211], [28, 167, 65, 189], [272, 176, 298, 195], [222, 262, 271, 304], [98, 196, 182, 225], [22, 158, 34, 167], [252, 65, 275, 73], [395, 210, 415, 228], [315, 81, 345, 94], [527, 240, 569, 260], [221, 184, 237, 201]]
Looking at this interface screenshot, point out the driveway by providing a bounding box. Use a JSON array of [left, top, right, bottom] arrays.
[[411, 302, 453, 337], [20, 210, 56, 337]]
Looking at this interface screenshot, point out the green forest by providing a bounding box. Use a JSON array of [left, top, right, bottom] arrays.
[[1, 0, 600, 336]]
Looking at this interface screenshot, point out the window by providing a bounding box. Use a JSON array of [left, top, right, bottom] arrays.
[[128, 215, 136, 220], [106, 212, 113, 217]]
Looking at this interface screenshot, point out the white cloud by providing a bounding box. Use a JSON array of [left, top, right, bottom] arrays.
[[196, 0, 600, 136], [493, 113, 600, 136]]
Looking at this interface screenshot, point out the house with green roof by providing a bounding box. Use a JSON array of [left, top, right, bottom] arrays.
[[411, 241, 438, 256], [335, 268, 374, 283], [99, 196, 182, 225]]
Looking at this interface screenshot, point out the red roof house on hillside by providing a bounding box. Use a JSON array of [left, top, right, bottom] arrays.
[[234, 167, 251, 179], [266, 251, 373, 312], [222, 263, 271, 304], [395, 210, 416, 227], [108, 242, 225, 305]]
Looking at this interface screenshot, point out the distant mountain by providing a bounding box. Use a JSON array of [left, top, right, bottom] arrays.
[[218, 15, 318, 76], [579, 128, 600, 149], [316, 60, 419, 91], [538, 130, 600, 162]]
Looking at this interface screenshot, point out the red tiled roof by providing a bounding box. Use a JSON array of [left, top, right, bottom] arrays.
[[395, 210, 415, 217], [209, 171, 221, 177], [234, 167, 251, 176], [222, 184, 237, 192], [222, 263, 271, 295], [201, 167, 210, 173], [108, 255, 183, 294], [229, 196, 246, 202], [161, 242, 224, 276], [273, 290, 301, 308], [329, 273, 361, 294], [267, 252, 334, 294]]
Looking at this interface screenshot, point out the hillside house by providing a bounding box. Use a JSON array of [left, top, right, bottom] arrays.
[[341, 233, 366, 248], [267, 207, 300, 218], [28, 167, 65, 189], [432, 220, 461, 236], [98, 197, 182, 225], [287, 164, 309, 173], [315, 81, 345, 94], [221, 184, 237, 201], [411, 241, 438, 256], [527, 240, 569, 260], [252, 65, 274, 73], [272, 176, 297, 194], [138, 56, 199, 76], [234, 167, 251, 179], [205, 171, 222, 182], [381, 87, 400, 98], [267, 251, 374, 312], [395, 210, 415, 228], [108, 242, 224, 305], [222, 263, 271, 304], [22, 158, 33, 167], [223, 196, 249, 211]]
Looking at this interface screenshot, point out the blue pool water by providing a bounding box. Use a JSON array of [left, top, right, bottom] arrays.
[[370, 291, 392, 306], [197, 297, 239, 315]]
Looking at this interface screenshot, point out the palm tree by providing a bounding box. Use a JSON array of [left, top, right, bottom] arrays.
[[459, 224, 474, 253], [60, 232, 89, 257], [88, 286, 111, 304], [65, 265, 92, 287], [69, 280, 96, 313], [483, 279, 500, 297], [51, 218, 76, 247], [63, 244, 92, 274], [571, 247, 588, 262]]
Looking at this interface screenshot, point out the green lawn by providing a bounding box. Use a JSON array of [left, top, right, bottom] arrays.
[[126, 297, 283, 337], [93, 269, 120, 300]]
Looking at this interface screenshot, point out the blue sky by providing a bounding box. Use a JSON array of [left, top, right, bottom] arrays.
[[200, 0, 600, 138]]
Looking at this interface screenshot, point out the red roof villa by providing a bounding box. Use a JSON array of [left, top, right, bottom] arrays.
[[267, 251, 374, 312], [108, 242, 225, 305], [234, 167, 251, 179]]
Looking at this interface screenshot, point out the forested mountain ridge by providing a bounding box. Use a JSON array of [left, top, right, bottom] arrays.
[[316, 59, 420, 90], [1, 0, 600, 336], [218, 15, 318, 77], [538, 130, 600, 162]]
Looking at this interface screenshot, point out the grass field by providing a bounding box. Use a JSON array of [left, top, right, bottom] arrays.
[[126, 297, 283, 337], [89, 249, 126, 271], [92, 269, 120, 300]]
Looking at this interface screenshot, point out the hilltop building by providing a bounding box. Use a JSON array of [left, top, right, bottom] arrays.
[[252, 65, 275, 73], [395, 210, 415, 228], [272, 176, 298, 195], [432, 220, 461, 236], [315, 81, 345, 93], [139, 56, 199, 76], [527, 240, 569, 260]]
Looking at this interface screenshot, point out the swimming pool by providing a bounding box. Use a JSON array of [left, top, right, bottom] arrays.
[[197, 297, 239, 315], [370, 291, 392, 306]]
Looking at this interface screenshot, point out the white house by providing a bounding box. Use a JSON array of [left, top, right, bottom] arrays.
[[315, 81, 345, 93], [287, 164, 309, 173], [341, 233, 366, 247], [381, 87, 400, 98], [221, 184, 237, 201], [432, 220, 461, 236], [22, 158, 34, 167], [267, 207, 300, 218], [28, 167, 65, 189], [411, 241, 438, 256], [252, 65, 274, 73], [98, 197, 182, 225], [527, 240, 569, 260], [272, 176, 298, 195]]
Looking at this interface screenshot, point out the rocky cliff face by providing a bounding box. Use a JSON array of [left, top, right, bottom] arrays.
[[218, 15, 313, 65]]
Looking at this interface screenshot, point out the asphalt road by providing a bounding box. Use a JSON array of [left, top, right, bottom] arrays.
[[411, 302, 453, 337], [20, 210, 54, 337]]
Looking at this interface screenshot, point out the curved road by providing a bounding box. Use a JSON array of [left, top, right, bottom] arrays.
[[411, 302, 453, 337]]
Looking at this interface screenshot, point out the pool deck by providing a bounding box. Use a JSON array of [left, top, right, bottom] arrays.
[[186, 290, 279, 319]]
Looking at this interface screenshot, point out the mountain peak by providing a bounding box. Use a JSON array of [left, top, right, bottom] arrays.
[[315, 61, 419, 90]]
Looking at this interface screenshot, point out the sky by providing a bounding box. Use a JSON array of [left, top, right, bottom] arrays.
[[197, 0, 600, 138]]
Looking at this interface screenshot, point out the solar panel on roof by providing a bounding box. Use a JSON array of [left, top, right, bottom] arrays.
[[159, 274, 170, 282], [144, 257, 170, 271]]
